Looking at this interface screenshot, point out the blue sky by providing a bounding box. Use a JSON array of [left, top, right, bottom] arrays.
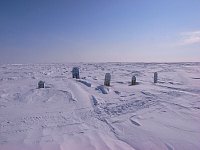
[[0, 0, 200, 63]]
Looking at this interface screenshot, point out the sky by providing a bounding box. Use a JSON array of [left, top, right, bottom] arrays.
[[0, 0, 200, 63]]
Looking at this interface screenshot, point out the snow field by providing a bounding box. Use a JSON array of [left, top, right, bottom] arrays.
[[0, 63, 200, 150]]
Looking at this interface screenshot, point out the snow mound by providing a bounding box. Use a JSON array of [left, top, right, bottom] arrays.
[[95, 85, 110, 94], [77, 79, 92, 87], [21, 89, 74, 103]]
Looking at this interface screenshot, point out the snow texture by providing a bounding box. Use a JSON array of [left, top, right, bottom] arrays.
[[0, 62, 200, 150]]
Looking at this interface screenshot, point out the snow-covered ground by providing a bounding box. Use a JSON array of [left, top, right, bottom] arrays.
[[0, 63, 200, 150]]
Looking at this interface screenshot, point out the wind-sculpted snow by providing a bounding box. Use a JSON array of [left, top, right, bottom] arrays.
[[0, 63, 200, 150]]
